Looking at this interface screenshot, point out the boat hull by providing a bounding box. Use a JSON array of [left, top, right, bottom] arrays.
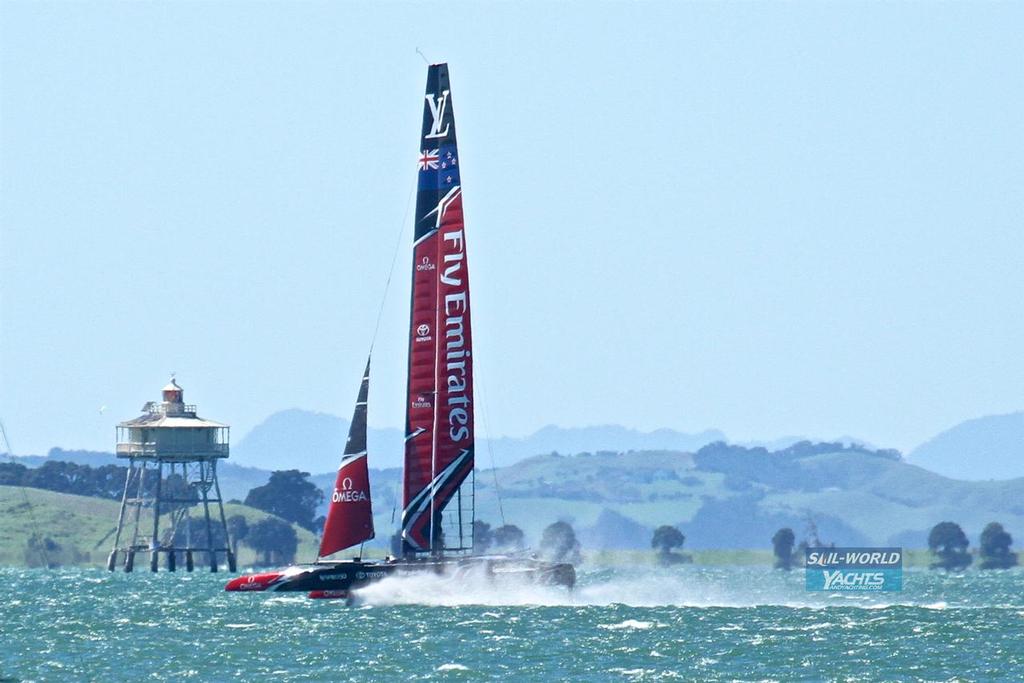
[[224, 556, 575, 595]]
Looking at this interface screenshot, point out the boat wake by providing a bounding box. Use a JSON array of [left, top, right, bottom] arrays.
[[348, 566, 782, 608], [348, 566, 979, 609]]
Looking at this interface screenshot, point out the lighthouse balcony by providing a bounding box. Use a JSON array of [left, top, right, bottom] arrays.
[[116, 442, 229, 460]]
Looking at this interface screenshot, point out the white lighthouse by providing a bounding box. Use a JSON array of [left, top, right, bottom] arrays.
[[107, 378, 235, 573]]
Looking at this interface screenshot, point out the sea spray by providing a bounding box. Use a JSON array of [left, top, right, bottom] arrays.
[[350, 565, 980, 609]]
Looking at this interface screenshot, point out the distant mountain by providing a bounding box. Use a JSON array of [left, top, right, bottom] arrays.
[[231, 409, 726, 473], [484, 424, 726, 465], [232, 409, 405, 473], [907, 412, 1024, 481], [33, 448, 119, 468]]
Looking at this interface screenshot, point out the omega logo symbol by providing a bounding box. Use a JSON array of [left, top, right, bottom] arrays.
[[341, 477, 353, 491]]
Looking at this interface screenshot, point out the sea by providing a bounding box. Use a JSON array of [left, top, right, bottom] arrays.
[[2, 565, 1022, 681]]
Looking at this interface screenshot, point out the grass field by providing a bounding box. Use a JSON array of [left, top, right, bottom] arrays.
[[0, 485, 319, 569], [0, 486, 950, 570]]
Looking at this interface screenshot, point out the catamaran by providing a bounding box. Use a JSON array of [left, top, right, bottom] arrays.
[[224, 63, 575, 600]]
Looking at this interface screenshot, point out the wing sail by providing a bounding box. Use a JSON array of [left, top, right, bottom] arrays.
[[401, 63, 475, 553]]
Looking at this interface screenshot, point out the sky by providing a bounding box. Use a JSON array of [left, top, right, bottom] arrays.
[[1, 1, 1022, 456]]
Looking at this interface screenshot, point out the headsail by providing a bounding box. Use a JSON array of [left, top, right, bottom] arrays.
[[318, 358, 374, 559], [402, 63, 475, 553]]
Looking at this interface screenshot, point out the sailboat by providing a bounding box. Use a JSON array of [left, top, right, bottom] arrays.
[[224, 63, 575, 600]]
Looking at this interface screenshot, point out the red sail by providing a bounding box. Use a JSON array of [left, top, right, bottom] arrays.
[[318, 359, 374, 558], [319, 454, 374, 557], [402, 63, 475, 553]]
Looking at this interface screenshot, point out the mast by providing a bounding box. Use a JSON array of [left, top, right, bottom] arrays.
[[401, 63, 475, 555], [318, 358, 375, 559]]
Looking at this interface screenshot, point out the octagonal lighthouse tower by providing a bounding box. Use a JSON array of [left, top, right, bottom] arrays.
[[107, 378, 235, 573]]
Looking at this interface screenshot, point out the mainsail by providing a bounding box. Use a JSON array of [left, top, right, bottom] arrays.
[[402, 63, 475, 553], [318, 358, 374, 558]]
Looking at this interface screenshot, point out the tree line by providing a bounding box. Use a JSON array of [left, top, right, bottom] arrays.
[[2, 460, 150, 501], [771, 520, 1019, 570], [18, 460, 1016, 571]]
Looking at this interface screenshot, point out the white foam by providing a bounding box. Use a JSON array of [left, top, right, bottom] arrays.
[[347, 565, 953, 609], [599, 619, 654, 630]]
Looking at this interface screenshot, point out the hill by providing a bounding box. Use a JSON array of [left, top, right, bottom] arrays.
[[232, 408, 725, 473], [233, 409, 406, 472], [0, 485, 319, 568], [484, 424, 726, 465], [907, 412, 1024, 480], [466, 442, 1024, 551], [8, 438, 1024, 558]]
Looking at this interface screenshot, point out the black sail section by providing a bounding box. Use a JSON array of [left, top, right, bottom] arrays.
[[344, 357, 370, 456]]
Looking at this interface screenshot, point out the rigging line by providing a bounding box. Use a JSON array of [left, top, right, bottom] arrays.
[[322, 171, 413, 563], [369, 174, 417, 354], [390, 477, 400, 526], [415, 48, 430, 65], [0, 419, 51, 568], [475, 374, 506, 527]]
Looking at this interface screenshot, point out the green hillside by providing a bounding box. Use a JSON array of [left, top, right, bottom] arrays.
[[467, 444, 1024, 551], [9, 439, 1024, 563], [0, 485, 320, 569]]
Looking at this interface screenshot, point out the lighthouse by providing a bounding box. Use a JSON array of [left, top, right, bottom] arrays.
[[107, 378, 235, 573]]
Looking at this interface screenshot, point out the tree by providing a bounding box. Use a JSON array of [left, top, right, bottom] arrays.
[[0, 462, 28, 486], [539, 521, 582, 565], [772, 528, 795, 570], [171, 517, 227, 566], [979, 522, 1018, 570], [10, 460, 188, 502], [26, 461, 81, 495], [928, 521, 972, 570], [651, 525, 687, 565], [161, 472, 198, 513], [93, 464, 129, 500], [245, 518, 298, 566], [244, 470, 323, 531], [23, 534, 86, 568], [389, 532, 403, 558], [473, 520, 493, 553], [492, 524, 525, 551], [226, 515, 249, 558]]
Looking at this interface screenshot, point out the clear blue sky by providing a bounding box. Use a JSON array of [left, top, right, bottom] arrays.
[[2, 1, 1022, 455]]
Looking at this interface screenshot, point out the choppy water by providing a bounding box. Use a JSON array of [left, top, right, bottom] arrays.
[[2, 565, 1023, 681]]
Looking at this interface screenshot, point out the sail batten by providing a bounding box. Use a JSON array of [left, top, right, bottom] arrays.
[[402, 63, 475, 553], [318, 358, 375, 559]]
